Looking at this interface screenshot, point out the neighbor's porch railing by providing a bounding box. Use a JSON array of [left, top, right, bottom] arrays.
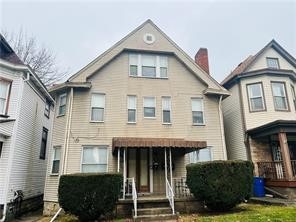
[[166, 178, 175, 215], [291, 160, 296, 177], [257, 161, 286, 180], [132, 177, 137, 218], [173, 177, 193, 198]]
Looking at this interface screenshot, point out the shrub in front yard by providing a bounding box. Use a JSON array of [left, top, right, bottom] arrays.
[[186, 160, 253, 211], [58, 173, 122, 221]]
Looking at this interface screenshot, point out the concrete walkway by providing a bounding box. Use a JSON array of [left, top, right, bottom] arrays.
[[250, 197, 296, 206]]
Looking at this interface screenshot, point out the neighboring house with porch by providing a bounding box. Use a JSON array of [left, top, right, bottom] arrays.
[[43, 20, 229, 219], [0, 34, 54, 221], [221, 40, 296, 198]]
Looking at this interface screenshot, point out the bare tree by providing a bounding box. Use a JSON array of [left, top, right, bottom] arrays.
[[2, 29, 68, 86]]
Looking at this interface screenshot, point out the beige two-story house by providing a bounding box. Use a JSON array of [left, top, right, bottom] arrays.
[[43, 20, 229, 217], [222, 40, 296, 198]]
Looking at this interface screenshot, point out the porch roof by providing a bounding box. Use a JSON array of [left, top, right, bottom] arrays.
[[112, 137, 207, 154]]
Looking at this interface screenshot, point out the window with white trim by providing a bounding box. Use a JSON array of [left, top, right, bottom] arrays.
[[143, 97, 156, 118], [91, 93, 105, 122], [45, 101, 50, 118], [0, 142, 3, 158], [266, 57, 279, 69], [127, 95, 137, 123], [271, 82, 288, 110], [40, 127, 48, 160], [51, 146, 61, 174], [189, 147, 212, 163], [291, 85, 296, 111], [162, 97, 171, 124], [58, 93, 67, 116], [81, 146, 108, 173], [129, 53, 168, 78], [247, 83, 265, 111], [191, 98, 204, 125], [0, 80, 10, 115]]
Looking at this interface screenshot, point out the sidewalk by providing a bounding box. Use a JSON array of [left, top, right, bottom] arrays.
[[250, 197, 296, 206]]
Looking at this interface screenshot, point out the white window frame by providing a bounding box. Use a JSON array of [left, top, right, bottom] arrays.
[[162, 96, 171, 124], [129, 53, 168, 79], [143, 96, 156, 118], [0, 80, 11, 115], [90, 93, 105, 122], [271, 82, 288, 111], [291, 85, 296, 111], [58, 93, 67, 116], [51, 146, 61, 175], [191, 97, 205, 125], [189, 147, 213, 163], [127, 95, 137, 123], [266, 57, 280, 69], [80, 145, 108, 173], [247, 82, 265, 112], [44, 101, 50, 118]]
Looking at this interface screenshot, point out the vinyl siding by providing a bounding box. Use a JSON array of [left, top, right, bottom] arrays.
[[44, 52, 226, 202], [222, 84, 247, 160]]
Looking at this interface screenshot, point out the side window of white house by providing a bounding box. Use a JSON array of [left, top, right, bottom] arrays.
[[44, 101, 50, 118], [143, 97, 156, 118], [191, 98, 204, 125], [81, 146, 108, 173], [189, 147, 212, 163], [247, 83, 265, 112], [40, 127, 48, 160], [0, 80, 11, 115], [162, 96, 171, 124], [291, 85, 296, 111], [127, 95, 137, 123], [58, 93, 67, 116], [51, 146, 61, 174], [271, 82, 288, 111], [91, 93, 105, 122], [0, 141, 3, 158]]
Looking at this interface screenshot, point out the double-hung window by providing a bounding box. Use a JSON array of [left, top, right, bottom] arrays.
[[81, 146, 108, 173], [191, 98, 204, 125], [267, 57, 279, 69], [127, 95, 137, 123], [291, 85, 296, 111], [162, 97, 171, 124], [129, 54, 138, 76], [58, 93, 67, 116], [189, 147, 212, 163], [272, 82, 288, 111], [143, 97, 156, 118], [0, 80, 11, 115], [247, 83, 265, 111], [91, 93, 105, 122], [40, 127, 48, 160], [44, 101, 50, 118], [142, 55, 156, 77], [51, 146, 61, 174], [159, 56, 168, 78]]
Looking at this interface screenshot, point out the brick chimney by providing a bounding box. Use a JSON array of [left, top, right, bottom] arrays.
[[195, 48, 210, 74]]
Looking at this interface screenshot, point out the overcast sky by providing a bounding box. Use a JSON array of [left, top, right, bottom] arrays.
[[1, 0, 295, 82]]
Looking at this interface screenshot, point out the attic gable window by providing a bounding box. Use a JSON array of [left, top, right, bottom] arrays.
[[129, 53, 168, 79], [266, 57, 279, 69]]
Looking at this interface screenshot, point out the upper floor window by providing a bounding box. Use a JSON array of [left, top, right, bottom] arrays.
[[81, 146, 108, 173], [127, 95, 137, 123], [0, 141, 3, 158], [291, 85, 296, 111], [247, 83, 265, 112], [129, 53, 168, 78], [91, 93, 105, 122], [40, 127, 48, 160], [58, 93, 67, 116], [191, 98, 204, 125], [266, 57, 279, 69], [189, 147, 212, 163], [162, 96, 171, 124], [44, 101, 50, 118], [0, 80, 11, 115], [271, 82, 288, 111], [51, 146, 61, 174], [143, 97, 156, 118]]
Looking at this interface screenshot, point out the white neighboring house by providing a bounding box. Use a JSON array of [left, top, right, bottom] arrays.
[[0, 34, 54, 221]]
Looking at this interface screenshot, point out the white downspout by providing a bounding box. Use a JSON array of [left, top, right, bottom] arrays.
[[218, 95, 228, 160]]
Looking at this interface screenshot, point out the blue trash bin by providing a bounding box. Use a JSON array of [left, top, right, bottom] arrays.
[[253, 177, 265, 197]]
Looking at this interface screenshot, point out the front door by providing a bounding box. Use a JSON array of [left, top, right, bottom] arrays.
[[127, 148, 149, 193]]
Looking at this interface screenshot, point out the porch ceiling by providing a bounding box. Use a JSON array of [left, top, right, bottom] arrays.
[[112, 137, 207, 154]]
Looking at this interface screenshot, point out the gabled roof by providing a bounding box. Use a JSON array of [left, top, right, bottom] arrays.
[[221, 39, 296, 87], [67, 19, 229, 96], [0, 33, 24, 65]]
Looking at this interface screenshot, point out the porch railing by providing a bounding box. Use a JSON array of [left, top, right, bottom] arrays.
[[132, 177, 137, 218], [257, 161, 286, 180], [291, 160, 296, 177], [166, 178, 175, 215], [173, 177, 193, 198], [125, 178, 133, 196]]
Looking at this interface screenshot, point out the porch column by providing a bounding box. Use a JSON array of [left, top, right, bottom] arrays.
[[149, 147, 153, 193], [117, 148, 120, 173], [164, 148, 168, 196], [278, 132, 293, 180], [169, 148, 173, 187], [123, 147, 127, 199]]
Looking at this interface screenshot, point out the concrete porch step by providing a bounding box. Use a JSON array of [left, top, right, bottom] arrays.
[[133, 207, 172, 216], [133, 213, 178, 222]]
